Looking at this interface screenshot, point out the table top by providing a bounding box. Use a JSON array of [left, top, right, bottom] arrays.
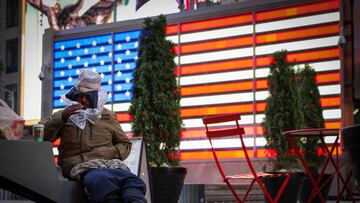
[[282, 128, 339, 137]]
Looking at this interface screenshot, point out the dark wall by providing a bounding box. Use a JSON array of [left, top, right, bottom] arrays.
[[354, 0, 360, 100]]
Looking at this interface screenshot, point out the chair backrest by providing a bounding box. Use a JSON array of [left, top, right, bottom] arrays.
[[202, 114, 245, 139], [202, 114, 249, 179]]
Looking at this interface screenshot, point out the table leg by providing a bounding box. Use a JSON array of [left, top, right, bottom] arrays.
[[308, 138, 338, 202], [320, 138, 356, 202], [288, 137, 326, 203]]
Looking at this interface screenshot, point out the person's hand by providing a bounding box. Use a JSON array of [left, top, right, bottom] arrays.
[[62, 104, 83, 121]]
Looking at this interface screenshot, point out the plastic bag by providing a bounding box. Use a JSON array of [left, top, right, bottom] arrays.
[[61, 87, 107, 129], [69, 108, 101, 130], [0, 99, 24, 140]]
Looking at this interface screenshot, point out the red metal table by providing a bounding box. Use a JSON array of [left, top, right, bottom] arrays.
[[283, 128, 355, 203]]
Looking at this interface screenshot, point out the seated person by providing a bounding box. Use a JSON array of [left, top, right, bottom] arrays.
[[44, 70, 146, 203]]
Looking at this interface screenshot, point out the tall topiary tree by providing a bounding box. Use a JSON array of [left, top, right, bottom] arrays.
[[263, 50, 303, 172], [129, 15, 183, 167], [297, 64, 324, 173]]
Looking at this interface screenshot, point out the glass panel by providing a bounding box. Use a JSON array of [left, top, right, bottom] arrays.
[[5, 84, 18, 114], [6, 0, 19, 28], [6, 38, 18, 74]]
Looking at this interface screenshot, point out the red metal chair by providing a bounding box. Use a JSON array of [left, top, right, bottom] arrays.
[[202, 114, 291, 203]]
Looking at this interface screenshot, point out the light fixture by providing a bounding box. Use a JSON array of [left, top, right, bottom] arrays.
[[38, 65, 48, 81], [338, 27, 346, 46]]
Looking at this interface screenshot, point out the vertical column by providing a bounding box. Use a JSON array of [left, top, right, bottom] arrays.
[[41, 29, 55, 122], [339, 0, 354, 126]]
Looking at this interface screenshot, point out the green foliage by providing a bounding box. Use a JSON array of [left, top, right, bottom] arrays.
[[263, 50, 303, 172], [129, 15, 183, 167], [297, 64, 324, 173], [263, 51, 325, 173]]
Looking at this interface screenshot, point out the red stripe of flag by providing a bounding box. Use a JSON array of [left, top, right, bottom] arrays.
[[176, 23, 339, 55], [179, 48, 339, 76], [180, 145, 342, 160], [181, 71, 339, 97], [180, 13, 253, 33], [256, 0, 339, 22], [256, 23, 339, 45], [181, 125, 264, 139]]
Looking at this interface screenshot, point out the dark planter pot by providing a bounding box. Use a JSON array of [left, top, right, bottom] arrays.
[[299, 173, 333, 203], [262, 172, 304, 203], [150, 167, 187, 203], [342, 124, 360, 183]]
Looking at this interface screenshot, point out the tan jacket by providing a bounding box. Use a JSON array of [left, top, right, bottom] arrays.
[[44, 108, 131, 179]]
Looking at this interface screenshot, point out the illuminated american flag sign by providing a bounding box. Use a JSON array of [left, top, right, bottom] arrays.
[[52, 0, 341, 161], [170, 0, 341, 161], [53, 30, 141, 108]]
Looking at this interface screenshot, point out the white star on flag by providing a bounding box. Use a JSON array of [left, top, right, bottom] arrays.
[[92, 67, 96, 72], [76, 43, 81, 48], [125, 77, 130, 83], [108, 80, 112, 85], [60, 71, 65, 77], [125, 50, 131, 56], [117, 71, 122, 77], [68, 76, 73, 82], [60, 58, 65, 63], [92, 40, 97, 46], [100, 73, 105, 78], [60, 99, 64, 103], [100, 60, 105, 66], [84, 48, 89, 54], [68, 64, 72, 69], [108, 52, 112, 57], [84, 61, 89, 67], [76, 69, 80, 75], [108, 38, 112, 44], [134, 56, 139, 61], [76, 56, 81, 62], [117, 44, 122, 50], [108, 93, 112, 98], [92, 54, 97, 60], [68, 50, 73, 56], [100, 46, 105, 52], [60, 84, 65, 90], [125, 91, 130, 97], [116, 85, 122, 91], [61, 45, 65, 50], [108, 66, 112, 71], [125, 63, 131, 69], [117, 57, 122, 64], [134, 41, 139, 48], [125, 36, 130, 42]]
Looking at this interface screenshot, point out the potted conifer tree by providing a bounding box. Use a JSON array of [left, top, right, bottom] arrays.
[[129, 15, 186, 203], [297, 64, 324, 172], [297, 64, 332, 203], [262, 50, 304, 202], [263, 50, 303, 171]]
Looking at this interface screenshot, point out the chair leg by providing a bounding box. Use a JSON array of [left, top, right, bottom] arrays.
[[254, 178, 274, 203], [224, 179, 242, 203], [274, 174, 291, 203], [254, 174, 291, 203], [242, 179, 255, 202]]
